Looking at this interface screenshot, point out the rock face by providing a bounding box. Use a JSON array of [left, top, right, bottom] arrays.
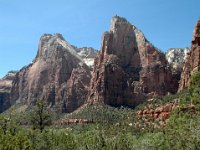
[[0, 71, 17, 112], [88, 16, 176, 107], [0, 71, 16, 92], [166, 48, 190, 92], [137, 100, 179, 122], [179, 18, 200, 90], [136, 100, 195, 129], [74, 47, 98, 69], [11, 34, 92, 113], [166, 48, 190, 73]]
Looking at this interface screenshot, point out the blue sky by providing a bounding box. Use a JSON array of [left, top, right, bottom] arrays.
[[0, 0, 199, 78]]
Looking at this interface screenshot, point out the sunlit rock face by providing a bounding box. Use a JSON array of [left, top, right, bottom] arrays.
[[11, 34, 92, 113], [74, 47, 98, 69], [88, 16, 176, 108], [166, 48, 190, 73], [179, 18, 200, 91], [165, 48, 190, 92]]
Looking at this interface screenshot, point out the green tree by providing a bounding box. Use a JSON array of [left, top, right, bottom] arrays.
[[189, 71, 200, 108], [0, 111, 19, 136], [30, 100, 52, 132]]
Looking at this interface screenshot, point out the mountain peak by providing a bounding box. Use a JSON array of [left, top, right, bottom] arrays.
[[112, 15, 128, 23], [40, 33, 65, 40], [11, 33, 93, 112], [35, 33, 80, 61], [88, 16, 174, 107], [191, 17, 200, 47], [110, 16, 132, 32], [39, 33, 66, 50], [179, 18, 200, 91]]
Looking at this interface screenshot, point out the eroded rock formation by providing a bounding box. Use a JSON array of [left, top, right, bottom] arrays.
[[1, 16, 195, 113], [179, 18, 200, 90], [166, 48, 190, 73], [75, 47, 98, 69], [0, 71, 17, 112], [135, 99, 195, 128], [88, 16, 176, 107], [11, 34, 92, 113], [166, 48, 190, 92]]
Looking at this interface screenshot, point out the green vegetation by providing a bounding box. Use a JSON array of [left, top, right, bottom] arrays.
[[189, 72, 200, 108], [1, 72, 200, 149], [29, 100, 52, 132]]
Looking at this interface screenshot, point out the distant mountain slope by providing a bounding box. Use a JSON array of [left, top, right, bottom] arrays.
[[10, 34, 92, 113], [166, 48, 190, 72], [74, 47, 98, 69], [0, 71, 17, 112]]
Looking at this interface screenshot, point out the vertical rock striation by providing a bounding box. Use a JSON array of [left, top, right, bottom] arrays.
[[88, 16, 175, 107], [11, 34, 92, 113], [0, 71, 17, 112], [179, 18, 200, 90], [166, 48, 190, 73], [166, 48, 190, 92], [74, 47, 98, 69]]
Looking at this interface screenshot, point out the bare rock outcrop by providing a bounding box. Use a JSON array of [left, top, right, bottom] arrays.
[[10, 34, 91, 113], [136, 99, 195, 129], [136, 101, 178, 121], [179, 18, 200, 90], [166, 48, 190, 73], [166, 48, 190, 92], [0, 71, 17, 112], [88, 16, 176, 107], [74, 47, 98, 69]]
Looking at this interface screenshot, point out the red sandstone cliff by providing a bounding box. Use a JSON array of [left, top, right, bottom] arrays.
[[10, 34, 92, 113], [179, 18, 200, 90], [88, 16, 176, 107]]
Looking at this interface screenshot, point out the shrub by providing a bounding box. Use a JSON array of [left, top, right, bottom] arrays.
[[189, 71, 200, 108]]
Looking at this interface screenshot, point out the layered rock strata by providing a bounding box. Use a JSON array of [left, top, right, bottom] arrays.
[[11, 34, 92, 113], [88, 16, 176, 107], [179, 18, 200, 90], [0, 71, 16, 112]]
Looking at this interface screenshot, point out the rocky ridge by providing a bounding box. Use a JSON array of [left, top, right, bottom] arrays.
[[10, 34, 92, 113], [1, 16, 198, 114], [75, 47, 98, 69], [88, 16, 177, 108], [0, 71, 17, 112], [165, 48, 190, 92], [166, 48, 190, 73], [179, 18, 200, 90], [0, 71, 16, 92]]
